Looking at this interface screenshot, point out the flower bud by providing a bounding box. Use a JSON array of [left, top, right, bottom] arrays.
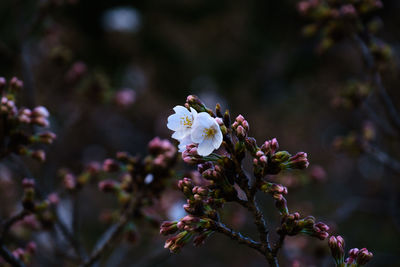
[[271, 151, 291, 163], [356, 248, 373, 266], [22, 178, 35, 188], [186, 95, 207, 112], [0, 77, 6, 91], [114, 88, 136, 108], [63, 173, 76, 190], [98, 180, 118, 192], [261, 138, 279, 155], [234, 125, 245, 139], [329, 235, 345, 264], [47, 193, 60, 205], [103, 158, 120, 172], [31, 117, 49, 127], [26, 242, 37, 254], [38, 131, 57, 144], [32, 106, 50, 118], [160, 221, 178, 235], [182, 144, 204, 164], [340, 4, 357, 17], [10, 77, 23, 91], [164, 231, 192, 253], [245, 137, 258, 155], [193, 231, 211, 247], [31, 150, 46, 162]]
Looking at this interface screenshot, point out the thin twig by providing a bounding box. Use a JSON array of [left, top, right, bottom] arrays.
[[354, 34, 400, 132], [365, 144, 400, 173], [213, 221, 264, 254], [272, 234, 285, 256]]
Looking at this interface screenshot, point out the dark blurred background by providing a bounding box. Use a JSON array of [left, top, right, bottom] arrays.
[[1, 0, 400, 266]]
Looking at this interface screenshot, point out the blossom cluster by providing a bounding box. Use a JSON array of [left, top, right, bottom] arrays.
[[167, 103, 222, 156], [0, 76, 56, 162], [160, 95, 347, 265]]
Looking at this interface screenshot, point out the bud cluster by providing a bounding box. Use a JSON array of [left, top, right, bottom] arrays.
[[329, 235, 373, 266], [160, 176, 219, 252], [21, 178, 58, 229], [298, 0, 385, 53], [332, 81, 372, 110], [161, 95, 332, 261], [8, 241, 37, 265], [160, 95, 373, 265], [0, 77, 56, 161], [278, 212, 329, 240], [58, 137, 177, 234]]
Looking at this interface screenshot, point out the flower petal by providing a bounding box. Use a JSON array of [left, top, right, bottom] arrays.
[[190, 107, 198, 118], [197, 138, 214, 156], [191, 125, 205, 143], [173, 105, 191, 116], [178, 135, 192, 152], [167, 113, 182, 131], [212, 126, 223, 149], [192, 112, 214, 129], [172, 130, 187, 140]]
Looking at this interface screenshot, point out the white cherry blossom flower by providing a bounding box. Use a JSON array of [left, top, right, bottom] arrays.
[[191, 112, 223, 156], [167, 106, 197, 151]]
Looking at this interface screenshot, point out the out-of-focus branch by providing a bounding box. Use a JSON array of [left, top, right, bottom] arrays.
[[80, 194, 141, 267], [354, 34, 400, 133], [0, 210, 30, 242], [365, 144, 400, 173], [0, 242, 26, 267]]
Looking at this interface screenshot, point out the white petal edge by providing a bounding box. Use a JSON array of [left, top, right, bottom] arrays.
[[197, 138, 214, 156], [212, 126, 223, 149], [167, 114, 182, 131]]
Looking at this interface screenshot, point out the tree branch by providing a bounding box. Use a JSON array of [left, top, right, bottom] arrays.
[[80, 194, 141, 267], [0, 242, 26, 267], [213, 221, 264, 254]]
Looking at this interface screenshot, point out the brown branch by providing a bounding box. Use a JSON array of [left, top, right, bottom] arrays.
[[272, 234, 286, 256], [213, 221, 264, 255]]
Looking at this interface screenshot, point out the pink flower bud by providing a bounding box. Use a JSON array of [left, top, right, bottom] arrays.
[[98, 179, 118, 192], [103, 158, 120, 172], [236, 125, 246, 139], [26, 242, 37, 254], [235, 114, 245, 123], [86, 161, 101, 174], [22, 178, 35, 188], [114, 88, 136, 108], [32, 106, 50, 118], [63, 173, 76, 190], [38, 131, 57, 144], [0, 77, 6, 89], [356, 248, 373, 265], [10, 77, 23, 90], [48, 193, 60, 205], [31, 150, 46, 162]]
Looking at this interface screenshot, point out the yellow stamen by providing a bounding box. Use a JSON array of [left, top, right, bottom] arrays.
[[180, 116, 193, 127], [203, 127, 215, 139]]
